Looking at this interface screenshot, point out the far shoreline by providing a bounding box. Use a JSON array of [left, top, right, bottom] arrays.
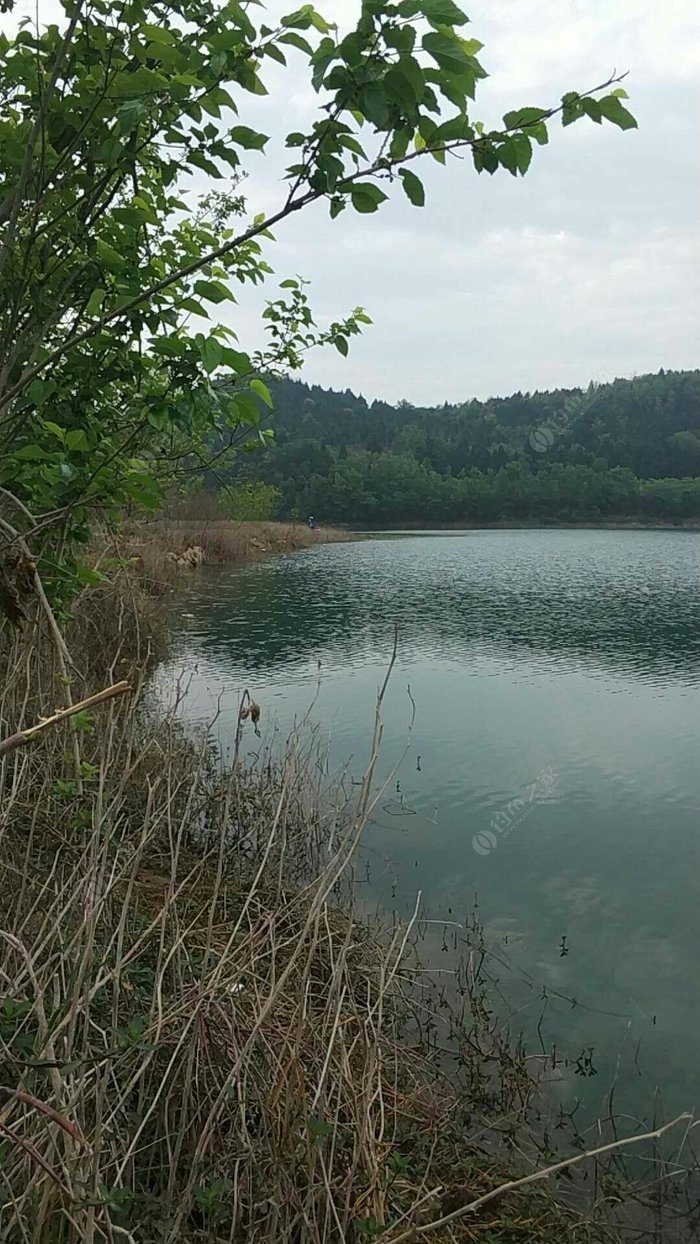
[[347, 518, 700, 533]]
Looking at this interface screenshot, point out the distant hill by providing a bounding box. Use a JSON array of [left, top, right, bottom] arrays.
[[209, 369, 700, 524]]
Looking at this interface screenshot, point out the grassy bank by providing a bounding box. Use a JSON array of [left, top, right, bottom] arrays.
[[122, 519, 349, 591], [0, 573, 694, 1241]]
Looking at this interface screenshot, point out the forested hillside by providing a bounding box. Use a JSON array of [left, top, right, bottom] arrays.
[[211, 369, 700, 524]]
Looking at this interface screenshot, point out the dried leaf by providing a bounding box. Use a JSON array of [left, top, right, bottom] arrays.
[[14, 551, 36, 596], [0, 565, 25, 627]]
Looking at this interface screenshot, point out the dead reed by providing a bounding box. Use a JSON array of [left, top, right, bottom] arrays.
[[0, 579, 696, 1242], [125, 517, 349, 590]]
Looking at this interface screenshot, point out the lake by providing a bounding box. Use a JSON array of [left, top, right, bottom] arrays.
[[154, 528, 700, 1123]]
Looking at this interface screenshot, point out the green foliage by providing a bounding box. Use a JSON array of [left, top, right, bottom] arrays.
[[52, 778, 79, 800], [0, 0, 636, 601], [212, 371, 700, 525], [225, 482, 281, 522]]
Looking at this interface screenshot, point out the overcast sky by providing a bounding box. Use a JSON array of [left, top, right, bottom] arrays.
[[228, 0, 700, 404], [7, 0, 699, 405]]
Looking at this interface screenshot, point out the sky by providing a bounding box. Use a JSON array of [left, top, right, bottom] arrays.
[[228, 0, 700, 404], [5, 0, 700, 405]]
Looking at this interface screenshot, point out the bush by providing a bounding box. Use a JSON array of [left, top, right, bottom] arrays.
[[225, 481, 281, 521]]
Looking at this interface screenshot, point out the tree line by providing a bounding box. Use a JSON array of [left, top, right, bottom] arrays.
[[209, 369, 700, 524]]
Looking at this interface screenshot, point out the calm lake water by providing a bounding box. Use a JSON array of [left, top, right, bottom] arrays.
[[154, 529, 700, 1122]]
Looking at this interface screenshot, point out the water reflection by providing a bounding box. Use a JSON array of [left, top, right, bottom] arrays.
[[154, 529, 700, 1120], [164, 530, 700, 686]]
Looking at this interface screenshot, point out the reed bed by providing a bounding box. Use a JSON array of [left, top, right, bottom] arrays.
[[0, 582, 696, 1242], [125, 518, 349, 591]]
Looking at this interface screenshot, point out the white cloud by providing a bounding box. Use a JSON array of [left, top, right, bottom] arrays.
[[226, 1, 700, 401], [3, 0, 698, 403]]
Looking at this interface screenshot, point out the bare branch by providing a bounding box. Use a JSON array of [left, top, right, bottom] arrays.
[[0, 680, 130, 758], [385, 1113, 695, 1243]]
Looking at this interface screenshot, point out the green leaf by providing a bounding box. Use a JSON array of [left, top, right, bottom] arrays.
[[231, 392, 261, 424], [503, 106, 548, 144], [74, 565, 104, 586], [264, 42, 287, 66], [390, 55, 424, 103], [179, 298, 209, 317], [229, 125, 270, 150], [96, 240, 126, 271], [188, 151, 223, 178], [220, 347, 252, 375], [250, 378, 273, 408], [66, 429, 89, 452], [132, 195, 158, 224], [139, 23, 176, 44], [512, 133, 532, 175], [334, 335, 348, 357], [147, 408, 168, 431], [193, 279, 235, 304], [432, 114, 473, 143], [278, 30, 314, 54], [150, 336, 188, 358], [580, 98, 602, 124], [384, 67, 418, 112], [598, 95, 638, 131], [42, 421, 65, 441], [399, 168, 425, 206], [114, 98, 149, 134], [198, 336, 223, 373], [561, 91, 583, 127], [13, 444, 47, 460], [350, 183, 389, 214], [300, 5, 333, 33], [26, 379, 57, 407], [85, 288, 106, 318], [497, 140, 519, 175], [422, 30, 473, 77], [420, 0, 469, 25], [308, 1114, 334, 1141]]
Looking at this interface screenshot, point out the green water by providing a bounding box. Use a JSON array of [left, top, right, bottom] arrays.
[[155, 529, 700, 1121]]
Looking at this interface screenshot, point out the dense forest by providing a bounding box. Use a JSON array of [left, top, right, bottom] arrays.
[[210, 369, 700, 524]]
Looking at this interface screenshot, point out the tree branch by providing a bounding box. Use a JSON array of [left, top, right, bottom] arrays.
[[0, 680, 130, 758], [0, 71, 627, 417], [385, 1112, 694, 1243]]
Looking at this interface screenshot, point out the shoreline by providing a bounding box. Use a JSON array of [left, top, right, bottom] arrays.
[[120, 517, 698, 590], [2, 536, 693, 1240], [349, 518, 700, 532], [122, 518, 351, 584]]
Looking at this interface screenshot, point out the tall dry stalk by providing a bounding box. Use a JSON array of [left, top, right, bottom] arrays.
[[0, 592, 696, 1242]]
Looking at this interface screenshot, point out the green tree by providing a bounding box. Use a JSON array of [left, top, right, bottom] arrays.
[[226, 481, 281, 521], [0, 0, 637, 609]]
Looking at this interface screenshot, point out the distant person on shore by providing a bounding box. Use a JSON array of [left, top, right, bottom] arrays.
[[307, 514, 317, 530]]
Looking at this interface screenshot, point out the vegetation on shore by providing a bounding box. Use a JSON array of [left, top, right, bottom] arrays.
[[124, 515, 349, 590], [213, 371, 700, 525], [0, 0, 638, 614], [1, 580, 694, 1243], [3, 0, 693, 1236]]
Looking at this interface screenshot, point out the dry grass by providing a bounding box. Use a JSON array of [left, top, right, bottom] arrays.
[[0, 581, 696, 1242], [123, 518, 349, 592]]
